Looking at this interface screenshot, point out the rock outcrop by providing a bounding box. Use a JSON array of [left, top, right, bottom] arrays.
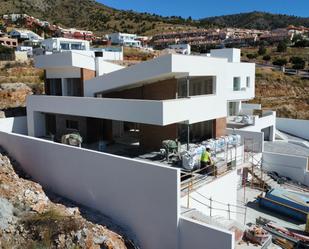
[[0, 149, 137, 249]]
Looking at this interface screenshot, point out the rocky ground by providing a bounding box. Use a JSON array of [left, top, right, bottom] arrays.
[[0, 147, 137, 249], [0, 61, 44, 114]]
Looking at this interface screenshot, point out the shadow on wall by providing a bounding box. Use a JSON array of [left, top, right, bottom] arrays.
[[0, 116, 28, 135]]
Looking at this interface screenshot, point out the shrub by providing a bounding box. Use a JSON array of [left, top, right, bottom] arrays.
[[262, 55, 271, 61], [0, 45, 14, 54], [290, 56, 306, 70], [246, 53, 258, 59], [277, 41, 287, 52], [273, 58, 287, 66], [258, 45, 267, 55], [293, 39, 309, 48]]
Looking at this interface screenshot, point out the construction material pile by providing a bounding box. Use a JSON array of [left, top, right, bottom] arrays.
[[181, 134, 241, 171], [244, 224, 271, 246]]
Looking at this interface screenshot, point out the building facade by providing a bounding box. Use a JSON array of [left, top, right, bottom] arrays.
[[108, 32, 141, 47]]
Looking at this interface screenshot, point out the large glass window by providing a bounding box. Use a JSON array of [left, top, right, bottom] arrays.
[[48, 79, 62, 96], [233, 77, 241, 91], [71, 43, 82, 50], [66, 120, 79, 130], [60, 43, 70, 50], [66, 78, 82, 96], [177, 76, 216, 98]]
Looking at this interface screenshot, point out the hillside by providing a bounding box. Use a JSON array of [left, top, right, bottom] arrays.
[[0, 1, 308, 35], [201, 11, 309, 30], [0, 0, 196, 35], [250, 68, 309, 120]]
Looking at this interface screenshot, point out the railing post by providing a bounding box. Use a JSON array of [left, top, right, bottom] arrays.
[[209, 197, 212, 217], [244, 205, 247, 225], [228, 203, 231, 220]]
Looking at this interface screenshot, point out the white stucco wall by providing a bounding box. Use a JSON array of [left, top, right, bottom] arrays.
[[179, 216, 234, 249], [0, 117, 28, 135], [0, 131, 180, 249], [210, 48, 240, 63], [181, 170, 238, 220], [276, 118, 309, 140], [85, 54, 255, 103], [238, 112, 276, 142], [240, 103, 262, 115], [46, 67, 81, 79], [262, 152, 309, 186], [27, 95, 227, 137], [226, 128, 264, 153], [0, 131, 236, 249], [36, 52, 95, 71]]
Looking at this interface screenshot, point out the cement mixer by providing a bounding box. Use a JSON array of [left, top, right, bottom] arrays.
[[61, 132, 83, 147]]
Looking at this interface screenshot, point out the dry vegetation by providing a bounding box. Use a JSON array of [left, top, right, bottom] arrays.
[[0, 61, 44, 110], [249, 68, 309, 120], [241, 46, 309, 70]]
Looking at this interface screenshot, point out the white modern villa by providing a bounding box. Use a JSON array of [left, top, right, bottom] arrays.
[[108, 32, 142, 47], [0, 48, 281, 249]]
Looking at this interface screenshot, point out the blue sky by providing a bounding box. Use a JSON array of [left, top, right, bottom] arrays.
[[98, 0, 309, 19]]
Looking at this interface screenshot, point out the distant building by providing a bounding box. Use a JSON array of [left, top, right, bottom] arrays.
[[9, 29, 43, 42], [40, 37, 123, 61], [108, 33, 141, 47], [0, 37, 18, 48], [55, 28, 94, 41], [42, 38, 90, 52], [168, 44, 191, 55]]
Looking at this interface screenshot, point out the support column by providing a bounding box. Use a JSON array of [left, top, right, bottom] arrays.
[[187, 123, 190, 151], [186, 76, 190, 97]]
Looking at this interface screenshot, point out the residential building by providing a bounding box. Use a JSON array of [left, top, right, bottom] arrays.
[[25, 48, 276, 153], [42, 38, 91, 52], [55, 28, 94, 41], [29, 49, 254, 148], [0, 48, 282, 249], [108, 32, 141, 47], [9, 29, 43, 42], [0, 37, 18, 48], [41, 38, 123, 61], [168, 44, 191, 55]]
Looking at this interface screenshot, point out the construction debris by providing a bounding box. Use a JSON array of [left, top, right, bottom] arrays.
[[244, 224, 272, 246]]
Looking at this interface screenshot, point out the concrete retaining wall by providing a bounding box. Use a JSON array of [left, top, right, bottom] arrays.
[[0, 131, 179, 249], [0, 116, 27, 134], [262, 151, 309, 186], [0, 131, 236, 249], [226, 128, 264, 153], [179, 217, 234, 249], [277, 118, 309, 140]]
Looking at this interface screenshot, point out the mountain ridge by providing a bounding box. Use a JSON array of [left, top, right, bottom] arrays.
[[0, 1, 308, 34]]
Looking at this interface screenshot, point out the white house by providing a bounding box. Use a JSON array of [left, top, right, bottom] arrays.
[[169, 44, 191, 55], [13, 48, 277, 249], [41, 38, 123, 61], [42, 38, 91, 52], [10, 29, 43, 42], [108, 32, 141, 47]]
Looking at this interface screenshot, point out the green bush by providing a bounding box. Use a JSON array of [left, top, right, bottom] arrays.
[[290, 56, 306, 70], [293, 39, 309, 48], [246, 53, 258, 59], [0, 45, 14, 54], [258, 45, 267, 55], [277, 41, 287, 52], [262, 55, 271, 61], [273, 58, 287, 66]]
